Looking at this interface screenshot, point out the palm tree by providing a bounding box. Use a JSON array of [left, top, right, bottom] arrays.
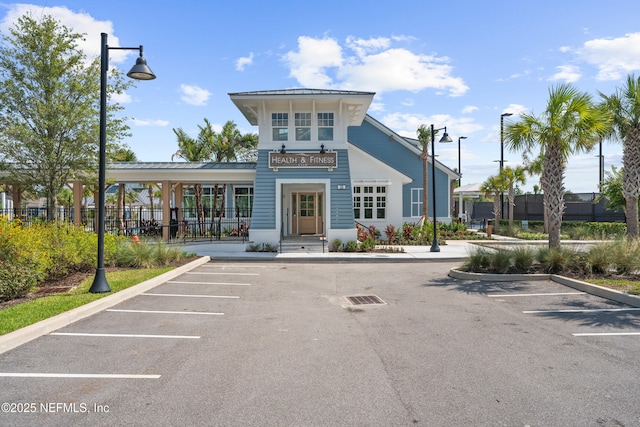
[[481, 174, 508, 224], [600, 74, 640, 240], [523, 152, 547, 232], [109, 147, 137, 233], [505, 83, 610, 248], [501, 166, 527, 228], [172, 126, 213, 234], [210, 120, 258, 223]]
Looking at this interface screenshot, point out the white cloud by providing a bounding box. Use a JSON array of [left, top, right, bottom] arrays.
[[180, 84, 211, 106], [548, 65, 582, 83], [235, 52, 254, 71], [283, 35, 468, 96], [504, 104, 529, 116], [110, 92, 132, 104], [577, 32, 640, 80], [462, 105, 478, 114], [381, 112, 482, 142], [282, 36, 343, 88], [0, 4, 134, 64], [131, 118, 170, 127]]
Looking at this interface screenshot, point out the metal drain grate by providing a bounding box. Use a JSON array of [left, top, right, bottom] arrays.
[[346, 295, 385, 305]]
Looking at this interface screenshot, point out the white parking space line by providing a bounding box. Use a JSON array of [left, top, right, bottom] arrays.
[[523, 308, 640, 314], [186, 272, 259, 276], [106, 309, 224, 316], [573, 332, 640, 336], [0, 373, 161, 379], [167, 280, 251, 286], [142, 293, 240, 299], [488, 292, 586, 298], [49, 332, 200, 339], [201, 264, 269, 268]]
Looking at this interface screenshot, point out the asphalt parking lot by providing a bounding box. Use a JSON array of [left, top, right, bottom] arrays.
[[0, 260, 639, 426]]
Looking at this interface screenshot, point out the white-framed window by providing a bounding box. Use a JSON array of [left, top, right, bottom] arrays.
[[317, 112, 334, 141], [295, 112, 311, 141], [234, 186, 253, 217], [272, 113, 288, 141], [353, 185, 386, 220], [411, 188, 423, 217]]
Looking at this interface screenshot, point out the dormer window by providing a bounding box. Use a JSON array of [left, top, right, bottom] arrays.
[[318, 112, 334, 141], [272, 113, 288, 141]]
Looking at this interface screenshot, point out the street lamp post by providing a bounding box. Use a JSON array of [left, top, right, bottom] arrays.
[[457, 136, 467, 221], [430, 124, 453, 253], [90, 33, 156, 293], [500, 113, 512, 221], [457, 136, 467, 187]]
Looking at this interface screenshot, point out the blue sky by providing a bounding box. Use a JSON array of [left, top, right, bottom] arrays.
[[1, 1, 640, 193]]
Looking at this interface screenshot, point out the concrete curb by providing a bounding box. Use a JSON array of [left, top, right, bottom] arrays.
[[551, 274, 640, 308], [0, 256, 211, 355], [449, 267, 640, 308]]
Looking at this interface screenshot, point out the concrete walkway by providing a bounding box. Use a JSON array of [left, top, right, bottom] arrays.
[[177, 239, 478, 261]]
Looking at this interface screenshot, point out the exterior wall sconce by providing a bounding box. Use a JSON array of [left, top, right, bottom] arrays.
[[280, 144, 286, 153], [320, 144, 326, 154]]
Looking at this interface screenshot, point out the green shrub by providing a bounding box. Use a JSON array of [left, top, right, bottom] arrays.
[[329, 239, 342, 252], [584, 242, 612, 274], [462, 247, 493, 272], [490, 250, 512, 274], [608, 240, 640, 275], [115, 240, 156, 268], [537, 246, 576, 273], [511, 247, 535, 273], [0, 261, 39, 301], [344, 240, 358, 252], [359, 237, 376, 252]]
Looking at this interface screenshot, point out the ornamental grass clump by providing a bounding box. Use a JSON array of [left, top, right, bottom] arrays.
[[490, 249, 513, 274], [536, 246, 576, 274], [462, 247, 493, 273], [608, 239, 640, 275], [511, 247, 536, 273], [115, 239, 186, 268]]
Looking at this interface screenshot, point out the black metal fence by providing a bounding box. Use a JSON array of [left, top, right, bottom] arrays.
[[458, 193, 625, 224], [0, 206, 251, 242]]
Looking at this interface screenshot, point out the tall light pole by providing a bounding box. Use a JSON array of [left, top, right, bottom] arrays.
[[457, 136, 467, 221], [90, 33, 156, 293], [457, 136, 467, 187], [430, 124, 453, 252], [500, 113, 512, 221], [598, 139, 604, 188]]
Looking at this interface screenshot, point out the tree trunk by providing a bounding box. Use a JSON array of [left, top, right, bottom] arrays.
[[541, 144, 565, 249], [622, 128, 640, 240], [508, 186, 515, 228], [420, 151, 429, 220], [117, 183, 125, 232], [493, 193, 501, 222], [148, 184, 155, 221], [194, 183, 204, 235]]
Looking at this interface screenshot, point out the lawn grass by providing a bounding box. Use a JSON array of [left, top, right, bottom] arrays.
[[584, 278, 640, 296], [0, 268, 172, 336]]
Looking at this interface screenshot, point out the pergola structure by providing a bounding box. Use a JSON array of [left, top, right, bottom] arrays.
[[7, 161, 256, 240]]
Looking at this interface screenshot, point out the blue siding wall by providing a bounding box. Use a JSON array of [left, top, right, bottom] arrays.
[[348, 119, 450, 219], [251, 149, 354, 230]]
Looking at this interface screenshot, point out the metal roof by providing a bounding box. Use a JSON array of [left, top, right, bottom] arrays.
[[228, 88, 375, 97], [108, 162, 256, 170]]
